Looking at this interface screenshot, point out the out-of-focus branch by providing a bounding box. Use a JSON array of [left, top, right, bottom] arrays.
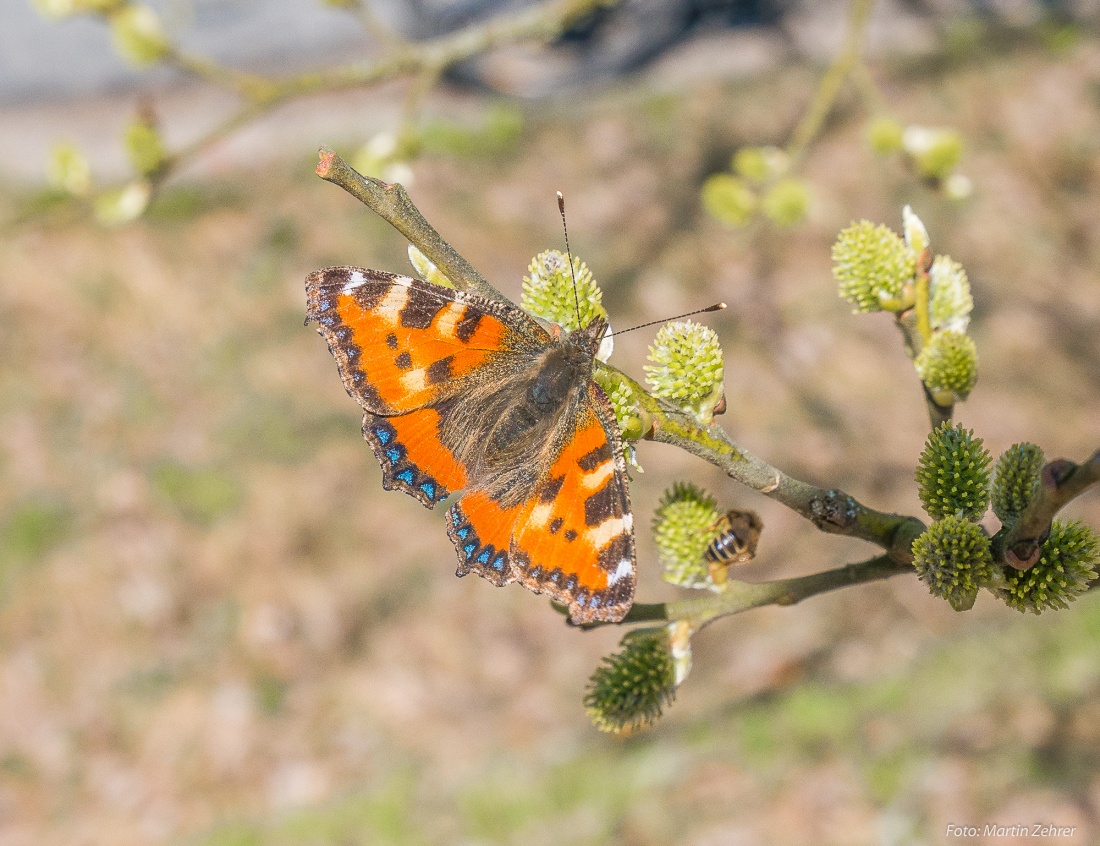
[[786, 0, 877, 169], [43, 0, 614, 211]]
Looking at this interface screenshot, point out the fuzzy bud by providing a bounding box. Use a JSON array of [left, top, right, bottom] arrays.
[[732, 146, 787, 182], [351, 132, 416, 187], [832, 220, 915, 313], [93, 181, 152, 225], [123, 115, 166, 178], [912, 515, 994, 611], [109, 5, 170, 67], [594, 371, 651, 448], [33, 0, 120, 15], [991, 443, 1045, 526], [46, 142, 91, 196], [997, 520, 1099, 614], [702, 174, 757, 228], [643, 321, 725, 422], [407, 245, 455, 289], [521, 250, 607, 336], [914, 331, 978, 404], [762, 178, 810, 228], [653, 483, 723, 591], [902, 126, 964, 181], [944, 173, 974, 201], [867, 117, 905, 155], [668, 620, 694, 687], [915, 422, 991, 521], [928, 255, 973, 334], [584, 628, 678, 734], [902, 205, 929, 261]]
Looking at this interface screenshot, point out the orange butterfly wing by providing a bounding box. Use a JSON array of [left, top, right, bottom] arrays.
[[446, 382, 635, 624]]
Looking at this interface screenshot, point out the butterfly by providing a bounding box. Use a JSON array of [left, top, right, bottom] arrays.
[[305, 266, 636, 624]]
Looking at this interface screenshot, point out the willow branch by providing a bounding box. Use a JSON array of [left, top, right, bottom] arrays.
[[590, 554, 912, 629], [70, 0, 610, 202], [600, 365, 927, 560], [894, 307, 953, 430], [316, 149, 505, 303], [274, 0, 603, 100], [992, 449, 1100, 569]]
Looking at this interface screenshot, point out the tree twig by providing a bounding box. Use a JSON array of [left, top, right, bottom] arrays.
[[586, 554, 913, 629], [786, 0, 877, 169], [316, 149, 506, 303], [599, 364, 927, 559], [62, 0, 612, 204], [993, 449, 1100, 569]]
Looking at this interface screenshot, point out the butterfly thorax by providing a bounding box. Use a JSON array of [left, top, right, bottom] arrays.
[[444, 318, 607, 509]]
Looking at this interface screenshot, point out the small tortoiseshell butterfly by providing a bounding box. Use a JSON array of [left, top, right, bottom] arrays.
[[305, 267, 636, 624]]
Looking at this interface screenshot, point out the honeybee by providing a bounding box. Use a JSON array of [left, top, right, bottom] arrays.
[[704, 509, 763, 584]]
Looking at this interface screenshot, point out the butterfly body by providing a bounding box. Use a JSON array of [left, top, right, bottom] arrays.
[[306, 267, 635, 624]]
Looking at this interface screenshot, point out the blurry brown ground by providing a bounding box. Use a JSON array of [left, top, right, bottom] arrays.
[[2, 23, 1100, 846]]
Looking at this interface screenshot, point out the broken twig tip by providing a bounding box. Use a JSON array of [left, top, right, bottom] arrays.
[[316, 147, 336, 177]]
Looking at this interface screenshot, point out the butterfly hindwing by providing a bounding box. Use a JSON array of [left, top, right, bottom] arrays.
[[363, 408, 467, 507], [445, 381, 635, 624], [510, 382, 635, 624], [446, 490, 522, 586]]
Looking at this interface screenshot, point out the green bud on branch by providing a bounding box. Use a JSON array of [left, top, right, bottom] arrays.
[[644, 321, 725, 422], [408, 245, 455, 289], [912, 515, 994, 611], [521, 250, 606, 333], [914, 331, 978, 404], [653, 483, 723, 591], [915, 422, 991, 522], [109, 5, 170, 67], [584, 627, 678, 734], [701, 174, 757, 228], [991, 443, 1045, 526], [832, 220, 915, 313]]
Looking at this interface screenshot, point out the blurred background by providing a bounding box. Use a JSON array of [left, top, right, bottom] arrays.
[[2, 1, 1100, 844]]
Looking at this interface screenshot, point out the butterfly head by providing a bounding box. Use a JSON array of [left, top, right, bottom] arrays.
[[566, 315, 611, 365]]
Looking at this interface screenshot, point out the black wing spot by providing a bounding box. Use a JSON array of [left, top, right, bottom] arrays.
[[386, 333, 399, 350], [400, 284, 445, 328], [539, 475, 565, 503], [577, 444, 610, 472], [395, 351, 413, 370], [455, 311, 483, 343], [427, 355, 455, 385], [584, 482, 618, 527]]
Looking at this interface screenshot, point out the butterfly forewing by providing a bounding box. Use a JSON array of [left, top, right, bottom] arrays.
[[306, 267, 544, 415]]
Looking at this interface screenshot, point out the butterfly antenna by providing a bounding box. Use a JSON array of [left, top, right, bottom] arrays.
[[611, 303, 727, 336], [557, 191, 583, 325]]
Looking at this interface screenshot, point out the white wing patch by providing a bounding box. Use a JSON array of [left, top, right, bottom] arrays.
[[341, 270, 368, 293], [608, 557, 633, 585]]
